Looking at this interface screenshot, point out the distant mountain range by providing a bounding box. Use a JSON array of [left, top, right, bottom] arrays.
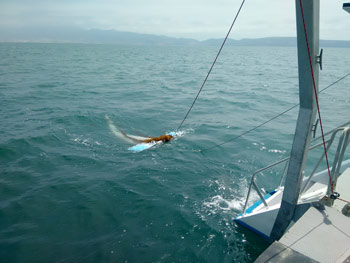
[[1, 28, 350, 47]]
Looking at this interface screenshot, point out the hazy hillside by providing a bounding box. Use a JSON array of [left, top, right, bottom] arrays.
[[1, 27, 350, 47]]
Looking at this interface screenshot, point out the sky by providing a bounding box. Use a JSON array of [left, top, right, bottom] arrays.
[[0, 0, 349, 40]]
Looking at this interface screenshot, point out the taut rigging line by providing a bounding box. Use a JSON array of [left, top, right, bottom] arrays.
[[201, 71, 350, 153], [177, 0, 247, 131]]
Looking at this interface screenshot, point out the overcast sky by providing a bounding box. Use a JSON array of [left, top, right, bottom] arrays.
[[1, 0, 349, 40]]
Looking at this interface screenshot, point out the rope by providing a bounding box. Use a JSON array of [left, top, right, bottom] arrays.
[[177, 0, 246, 131], [299, 0, 333, 193], [202, 105, 298, 152], [338, 198, 350, 204], [200, 71, 350, 152]]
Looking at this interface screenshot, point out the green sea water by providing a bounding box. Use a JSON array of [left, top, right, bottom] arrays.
[[0, 43, 349, 262]]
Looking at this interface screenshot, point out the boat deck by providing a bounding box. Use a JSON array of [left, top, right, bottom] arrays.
[[255, 203, 350, 263]]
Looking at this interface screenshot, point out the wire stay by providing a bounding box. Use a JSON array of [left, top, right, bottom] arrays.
[[201, 71, 350, 153], [177, 0, 247, 131]]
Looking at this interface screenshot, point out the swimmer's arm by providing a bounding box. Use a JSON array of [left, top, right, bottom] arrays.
[[120, 128, 144, 143], [141, 137, 156, 143]]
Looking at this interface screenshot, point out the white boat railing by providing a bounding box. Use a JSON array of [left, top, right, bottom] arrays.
[[301, 126, 350, 195], [241, 121, 350, 215]]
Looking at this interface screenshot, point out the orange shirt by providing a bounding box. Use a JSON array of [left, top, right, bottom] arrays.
[[142, 134, 173, 143]]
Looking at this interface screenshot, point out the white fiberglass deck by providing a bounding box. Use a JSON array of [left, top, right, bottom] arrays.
[[256, 204, 350, 263], [255, 168, 350, 263]]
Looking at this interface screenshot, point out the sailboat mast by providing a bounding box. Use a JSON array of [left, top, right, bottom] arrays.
[[270, 0, 320, 240]]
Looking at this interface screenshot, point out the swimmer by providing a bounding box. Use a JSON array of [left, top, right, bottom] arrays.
[[120, 128, 173, 144], [140, 134, 173, 143]]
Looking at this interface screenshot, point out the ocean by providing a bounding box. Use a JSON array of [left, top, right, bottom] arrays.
[[1, 43, 349, 262]]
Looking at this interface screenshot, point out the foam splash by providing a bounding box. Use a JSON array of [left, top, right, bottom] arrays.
[[268, 149, 286, 153], [168, 128, 193, 138], [203, 195, 245, 212], [71, 135, 102, 147], [253, 141, 286, 154], [197, 177, 260, 220]]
